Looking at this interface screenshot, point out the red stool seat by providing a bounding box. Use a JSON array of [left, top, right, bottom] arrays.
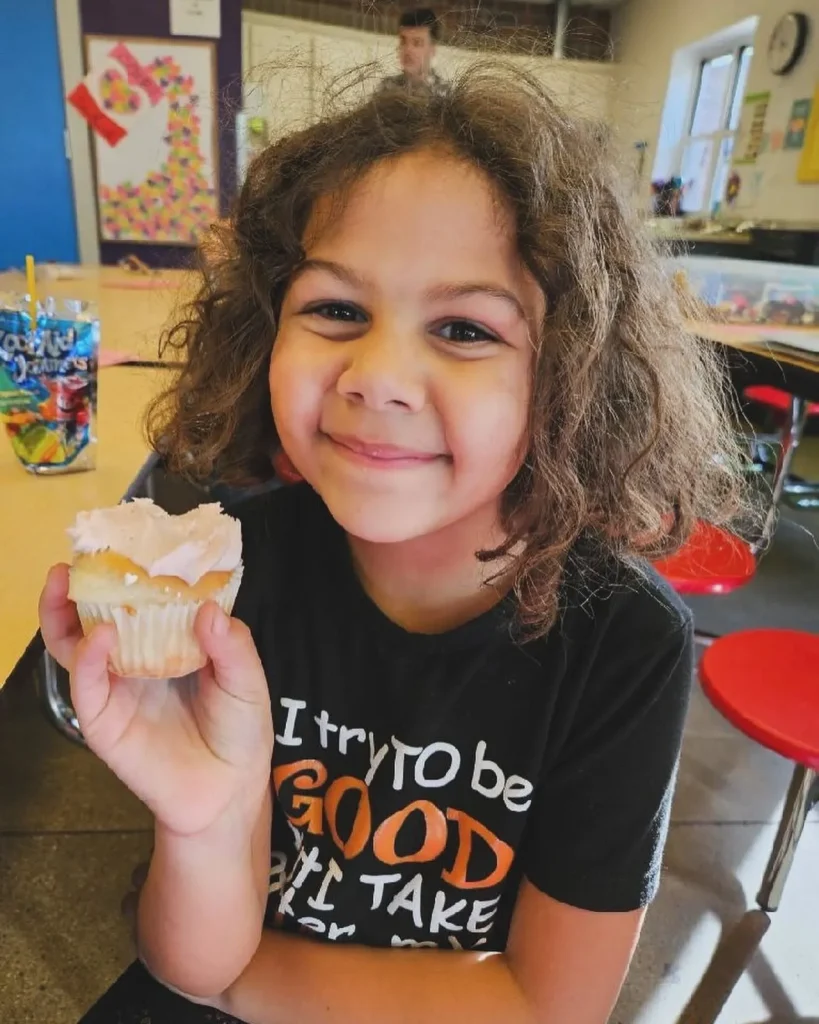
[[744, 385, 819, 417], [654, 521, 756, 595], [701, 629, 819, 770]]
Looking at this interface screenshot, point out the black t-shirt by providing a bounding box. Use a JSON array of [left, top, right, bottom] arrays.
[[230, 483, 693, 954]]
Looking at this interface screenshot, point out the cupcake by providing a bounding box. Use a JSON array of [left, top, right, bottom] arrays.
[[67, 499, 243, 678]]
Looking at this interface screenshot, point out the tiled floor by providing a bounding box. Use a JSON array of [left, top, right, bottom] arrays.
[[2, 443, 818, 1024], [613, 687, 819, 1023]]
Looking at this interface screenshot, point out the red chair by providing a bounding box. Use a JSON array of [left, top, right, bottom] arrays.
[[654, 521, 756, 596], [677, 631, 819, 1022], [743, 385, 819, 418], [744, 386, 819, 511]]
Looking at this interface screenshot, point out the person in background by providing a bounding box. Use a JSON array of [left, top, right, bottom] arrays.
[[380, 8, 448, 97]]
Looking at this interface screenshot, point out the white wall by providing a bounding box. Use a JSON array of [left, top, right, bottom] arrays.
[[729, 3, 819, 220], [614, 0, 819, 221], [242, 11, 615, 146]]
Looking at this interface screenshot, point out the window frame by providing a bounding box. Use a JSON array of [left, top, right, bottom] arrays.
[[678, 43, 754, 215]]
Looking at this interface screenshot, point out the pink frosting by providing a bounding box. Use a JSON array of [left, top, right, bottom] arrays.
[[68, 498, 242, 585]]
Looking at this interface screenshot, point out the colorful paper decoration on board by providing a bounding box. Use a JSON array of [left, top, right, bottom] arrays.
[[98, 70, 142, 116], [68, 42, 161, 146], [785, 97, 812, 151], [734, 92, 771, 165], [108, 42, 164, 104], [797, 86, 819, 183], [97, 53, 217, 244]]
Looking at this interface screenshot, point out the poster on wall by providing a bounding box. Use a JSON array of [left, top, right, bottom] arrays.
[[785, 97, 812, 151], [797, 86, 819, 183], [85, 35, 218, 245], [170, 0, 221, 39], [734, 91, 771, 165]]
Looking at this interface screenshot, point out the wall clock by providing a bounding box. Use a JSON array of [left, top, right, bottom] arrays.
[[767, 12, 809, 75]]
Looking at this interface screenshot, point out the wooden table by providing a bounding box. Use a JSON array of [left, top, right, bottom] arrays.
[[652, 228, 752, 247], [690, 319, 819, 538], [0, 267, 190, 687], [0, 265, 192, 364], [689, 320, 819, 389]]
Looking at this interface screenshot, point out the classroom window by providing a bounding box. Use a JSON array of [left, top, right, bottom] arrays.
[[679, 45, 753, 215]]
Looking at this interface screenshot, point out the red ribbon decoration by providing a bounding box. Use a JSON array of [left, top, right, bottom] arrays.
[[67, 82, 127, 147]]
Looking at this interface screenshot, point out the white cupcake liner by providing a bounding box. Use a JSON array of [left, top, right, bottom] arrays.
[[76, 567, 243, 679]]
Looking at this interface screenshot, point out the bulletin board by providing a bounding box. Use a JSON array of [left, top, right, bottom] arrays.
[[86, 35, 219, 245], [797, 85, 819, 184], [733, 92, 770, 166]]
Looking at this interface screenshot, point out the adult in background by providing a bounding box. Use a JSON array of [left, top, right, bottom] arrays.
[[379, 8, 449, 97]]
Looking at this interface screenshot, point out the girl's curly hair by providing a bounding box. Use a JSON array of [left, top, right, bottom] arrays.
[[147, 60, 748, 636]]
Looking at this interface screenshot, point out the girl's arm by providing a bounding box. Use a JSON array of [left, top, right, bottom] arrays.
[[221, 880, 643, 1024], [38, 563, 276, 1001], [137, 781, 273, 998]]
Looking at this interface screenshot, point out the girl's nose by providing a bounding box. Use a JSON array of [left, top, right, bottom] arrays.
[[336, 328, 426, 413]]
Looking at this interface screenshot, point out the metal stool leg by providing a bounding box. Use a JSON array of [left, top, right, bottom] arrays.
[[769, 396, 807, 506], [37, 652, 85, 746], [753, 397, 808, 553], [757, 763, 816, 912]]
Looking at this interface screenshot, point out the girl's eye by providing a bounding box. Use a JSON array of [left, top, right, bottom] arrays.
[[437, 320, 498, 344], [303, 301, 367, 323]]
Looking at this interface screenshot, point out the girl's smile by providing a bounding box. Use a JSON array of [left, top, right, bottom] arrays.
[[322, 432, 450, 469]]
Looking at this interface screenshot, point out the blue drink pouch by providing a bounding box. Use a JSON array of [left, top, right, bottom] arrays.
[[0, 296, 98, 474]]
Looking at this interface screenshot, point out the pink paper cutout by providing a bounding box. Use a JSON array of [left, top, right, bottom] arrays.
[[109, 43, 164, 106]]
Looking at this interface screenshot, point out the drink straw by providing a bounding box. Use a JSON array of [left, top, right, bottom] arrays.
[[25, 254, 38, 335]]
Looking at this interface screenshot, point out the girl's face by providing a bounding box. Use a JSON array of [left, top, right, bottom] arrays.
[[270, 149, 544, 545]]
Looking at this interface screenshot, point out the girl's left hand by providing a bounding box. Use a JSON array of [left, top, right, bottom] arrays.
[[39, 564, 274, 838]]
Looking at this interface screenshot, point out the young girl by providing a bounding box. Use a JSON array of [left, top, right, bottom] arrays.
[[40, 63, 744, 1024]]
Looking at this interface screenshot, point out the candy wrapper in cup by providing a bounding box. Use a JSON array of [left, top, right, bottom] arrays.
[[0, 295, 98, 474]]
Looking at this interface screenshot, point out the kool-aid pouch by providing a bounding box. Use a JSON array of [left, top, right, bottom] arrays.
[[0, 295, 98, 474]]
